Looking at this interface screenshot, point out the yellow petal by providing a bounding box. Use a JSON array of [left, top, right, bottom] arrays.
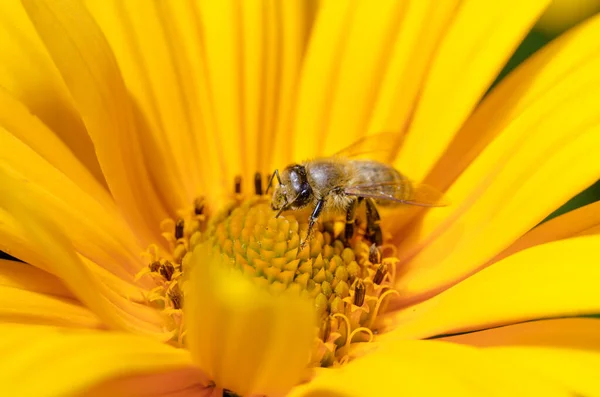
[[0, 258, 74, 299], [444, 319, 600, 396], [192, 0, 243, 189], [395, 14, 600, 299], [536, 0, 600, 34], [485, 347, 600, 397], [186, 244, 315, 396], [288, 340, 570, 397], [382, 236, 600, 340], [319, 0, 407, 155], [441, 317, 600, 351], [268, 1, 318, 171], [0, 285, 102, 329], [84, 0, 204, 209], [0, 0, 104, 185], [84, 368, 212, 397], [0, 127, 146, 281], [495, 200, 600, 262], [395, 0, 550, 181], [427, 12, 600, 192], [0, 175, 169, 338], [0, 89, 107, 205], [0, 324, 198, 397], [366, 0, 461, 152], [22, 0, 167, 245], [0, 258, 101, 328], [290, 0, 352, 161]]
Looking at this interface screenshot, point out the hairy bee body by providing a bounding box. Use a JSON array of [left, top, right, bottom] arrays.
[[303, 159, 407, 214], [268, 135, 445, 246]]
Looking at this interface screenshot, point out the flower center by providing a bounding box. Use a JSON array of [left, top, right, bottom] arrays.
[[137, 174, 400, 367]]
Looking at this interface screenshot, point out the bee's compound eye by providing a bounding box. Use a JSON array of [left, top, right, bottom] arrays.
[[295, 188, 312, 207]]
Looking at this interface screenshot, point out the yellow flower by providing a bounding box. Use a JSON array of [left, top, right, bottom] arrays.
[[1, 0, 600, 396]]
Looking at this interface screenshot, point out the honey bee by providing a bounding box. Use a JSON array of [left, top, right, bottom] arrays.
[[267, 134, 447, 247]]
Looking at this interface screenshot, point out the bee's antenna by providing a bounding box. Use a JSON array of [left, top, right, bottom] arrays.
[[266, 169, 281, 194]]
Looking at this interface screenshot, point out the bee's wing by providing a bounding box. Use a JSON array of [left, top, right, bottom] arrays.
[[344, 181, 448, 207], [332, 133, 402, 162]]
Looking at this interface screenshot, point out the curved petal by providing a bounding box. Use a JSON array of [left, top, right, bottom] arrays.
[[0, 127, 146, 280], [494, 200, 600, 262], [0, 324, 201, 397], [83, 368, 213, 397], [395, 14, 600, 300], [0, 89, 108, 205], [0, 258, 74, 299], [381, 235, 600, 340], [291, 0, 461, 161], [317, 0, 408, 155], [365, 0, 460, 149], [536, 0, 600, 34], [194, 0, 318, 195], [395, 0, 550, 181], [22, 0, 168, 246], [427, 13, 600, 192], [0, 258, 102, 328], [84, 0, 203, 210], [0, 287, 103, 329], [485, 347, 600, 397], [186, 244, 315, 397], [440, 317, 600, 351], [0, 0, 104, 185], [288, 340, 571, 397], [0, 176, 170, 338], [445, 319, 600, 397]]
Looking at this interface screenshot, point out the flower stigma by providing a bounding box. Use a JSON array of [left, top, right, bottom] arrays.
[[135, 172, 402, 377]]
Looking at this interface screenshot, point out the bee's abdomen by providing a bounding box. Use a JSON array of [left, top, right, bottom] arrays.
[[348, 160, 410, 206], [349, 160, 403, 185]]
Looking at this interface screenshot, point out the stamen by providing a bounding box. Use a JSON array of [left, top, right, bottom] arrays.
[[234, 175, 242, 195], [175, 218, 185, 240], [149, 260, 161, 272], [159, 260, 175, 281], [369, 243, 381, 264], [254, 172, 263, 196], [347, 327, 374, 346], [368, 289, 400, 329], [353, 279, 365, 306], [194, 197, 205, 215], [168, 283, 183, 310], [373, 263, 386, 285], [320, 316, 331, 341]]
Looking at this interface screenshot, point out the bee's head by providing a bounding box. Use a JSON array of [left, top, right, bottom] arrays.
[[271, 164, 313, 213]]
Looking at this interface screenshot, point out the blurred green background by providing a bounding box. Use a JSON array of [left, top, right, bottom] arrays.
[[1, 3, 599, 262]]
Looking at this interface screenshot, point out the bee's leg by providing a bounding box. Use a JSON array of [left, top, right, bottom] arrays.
[[344, 198, 360, 241], [365, 198, 383, 246], [300, 198, 325, 249]]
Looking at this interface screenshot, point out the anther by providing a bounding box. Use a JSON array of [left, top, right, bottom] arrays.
[[160, 260, 175, 281], [168, 284, 183, 309], [320, 317, 331, 341], [234, 175, 242, 195], [254, 172, 263, 196], [369, 244, 381, 264], [175, 218, 185, 240], [194, 197, 205, 215], [353, 279, 365, 306], [373, 263, 387, 285], [149, 260, 161, 272]]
